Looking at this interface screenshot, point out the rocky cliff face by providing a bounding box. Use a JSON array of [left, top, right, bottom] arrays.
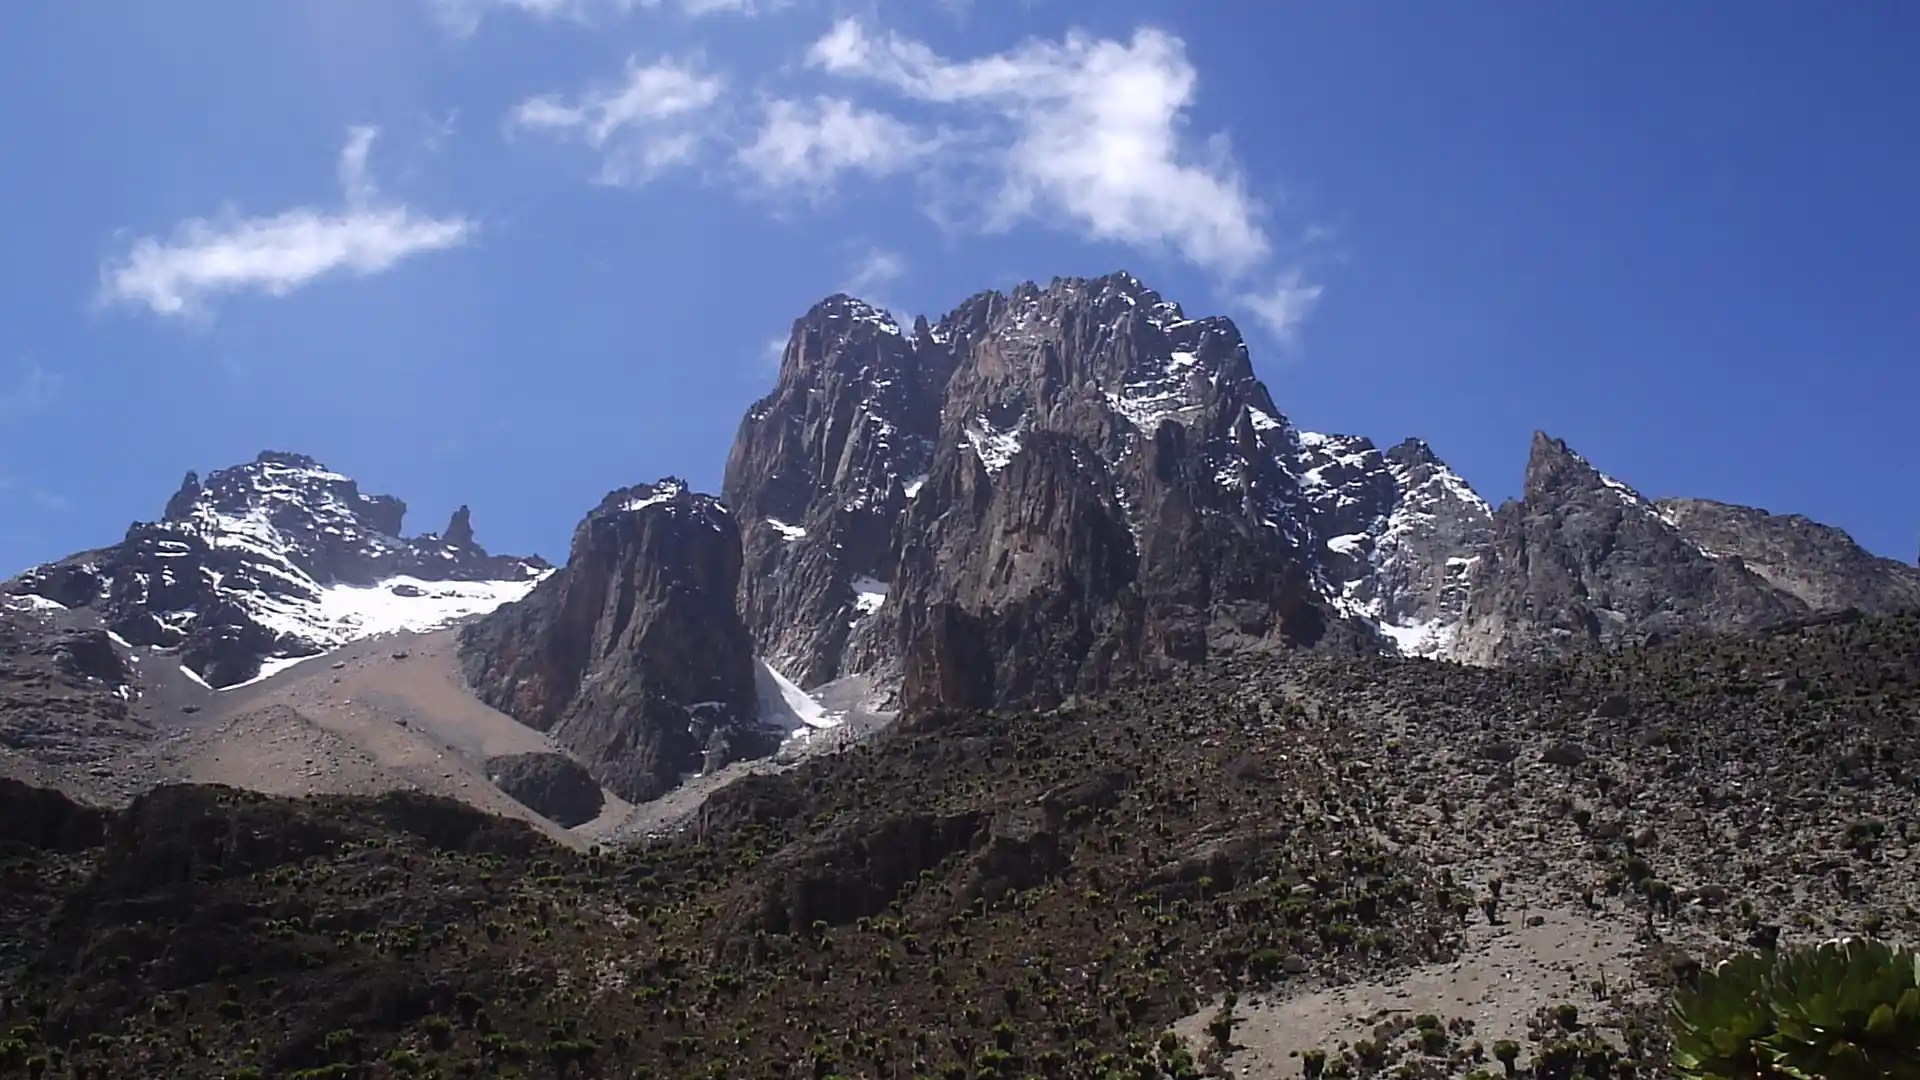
[[1446, 433, 1809, 665], [457, 479, 776, 804], [5, 452, 549, 687], [1297, 434, 1497, 657], [725, 272, 1493, 708], [722, 298, 953, 689], [1654, 497, 1920, 614]]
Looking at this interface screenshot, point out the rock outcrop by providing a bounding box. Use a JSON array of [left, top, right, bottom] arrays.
[[457, 479, 776, 804], [0, 599, 146, 789], [723, 298, 953, 690], [484, 752, 604, 828], [1655, 497, 1920, 614], [725, 273, 1491, 709], [1447, 432, 1808, 665], [5, 452, 549, 687]]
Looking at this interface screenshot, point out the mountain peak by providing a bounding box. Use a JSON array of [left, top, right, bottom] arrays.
[[8, 452, 548, 688], [1385, 437, 1441, 468], [1450, 430, 1806, 665], [803, 293, 900, 335], [254, 450, 325, 469], [444, 505, 475, 549], [1522, 430, 1627, 502]]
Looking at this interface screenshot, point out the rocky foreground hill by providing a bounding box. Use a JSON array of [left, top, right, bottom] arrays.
[[3, 609, 1916, 1079]]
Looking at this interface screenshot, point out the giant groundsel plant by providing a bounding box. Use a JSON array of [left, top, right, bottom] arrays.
[[1671, 937, 1920, 1079]]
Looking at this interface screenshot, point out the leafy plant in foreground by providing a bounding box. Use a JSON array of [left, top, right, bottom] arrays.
[[1670, 937, 1920, 1079]]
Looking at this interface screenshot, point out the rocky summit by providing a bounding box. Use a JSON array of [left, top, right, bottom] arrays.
[[457, 479, 778, 805], [3, 452, 549, 688], [725, 273, 1500, 710], [1444, 432, 1920, 664]]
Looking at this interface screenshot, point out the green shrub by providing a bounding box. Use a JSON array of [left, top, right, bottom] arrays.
[[1670, 936, 1920, 1078]]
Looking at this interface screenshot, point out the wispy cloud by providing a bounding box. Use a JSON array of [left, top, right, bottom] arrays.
[[762, 334, 789, 371], [737, 96, 931, 196], [511, 19, 1329, 345], [807, 20, 1272, 278], [0, 362, 62, 420], [428, 0, 780, 36], [839, 247, 905, 297], [508, 56, 726, 186], [100, 127, 474, 321], [1238, 269, 1324, 346], [835, 246, 907, 318]]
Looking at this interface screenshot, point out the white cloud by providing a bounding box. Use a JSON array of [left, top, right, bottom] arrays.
[[100, 128, 474, 320], [505, 18, 1327, 346], [737, 97, 929, 194], [428, 0, 778, 35], [762, 334, 789, 371], [338, 125, 380, 205], [840, 247, 904, 296], [1238, 269, 1324, 345], [806, 20, 1273, 279], [509, 56, 725, 185]]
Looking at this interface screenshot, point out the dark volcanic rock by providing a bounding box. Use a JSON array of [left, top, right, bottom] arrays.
[[483, 752, 603, 828], [1303, 435, 1497, 654], [457, 479, 776, 804], [50, 629, 132, 686], [1448, 432, 1806, 664], [1655, 497, 1920, 614], [723, 297, 955, 688], [0, 777, 107, 852], [0, 602, 146, 791], [727, 272, 1475, 708], [738, 811, 985, 934], [5, 452, 548, 688]]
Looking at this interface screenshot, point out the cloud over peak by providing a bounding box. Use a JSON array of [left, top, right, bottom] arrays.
[[509, 56, 726, 185], [805, 19, 1272, 280], [100, 128, 474, 321]]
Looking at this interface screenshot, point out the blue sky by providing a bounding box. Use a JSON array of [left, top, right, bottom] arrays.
[[2, 1, 1916, 571]]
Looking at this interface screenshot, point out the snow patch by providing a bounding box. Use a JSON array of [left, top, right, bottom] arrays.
[[622, 480, 687, 514], [902, 473, 928, 499], [966, 414, 1026, 475], [1377, 618, 1454, 659], [766, 518, 808, 542], [3, 593, 68, 614], [1326, 534, 1368, 556], [851, 575, 888, 615], [179, 664, 212, 689], [214, 572, 549, 691], [756, 659, 843, 735]]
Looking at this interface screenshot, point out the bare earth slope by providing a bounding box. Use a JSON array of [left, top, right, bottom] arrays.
[[166, 630, 631, 847]]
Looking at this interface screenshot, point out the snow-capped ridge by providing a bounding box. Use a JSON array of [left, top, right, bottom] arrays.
[[8, 451, 549, 689]]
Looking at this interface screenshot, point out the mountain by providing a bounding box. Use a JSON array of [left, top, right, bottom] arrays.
[[1446, 432, 1810, 664], [724, 273, 1496, 709], [6, 271, 1918, 813], [1656, 495, 1920, 613], [3, 452, 549, 688], [457, 479, 781, 804]]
